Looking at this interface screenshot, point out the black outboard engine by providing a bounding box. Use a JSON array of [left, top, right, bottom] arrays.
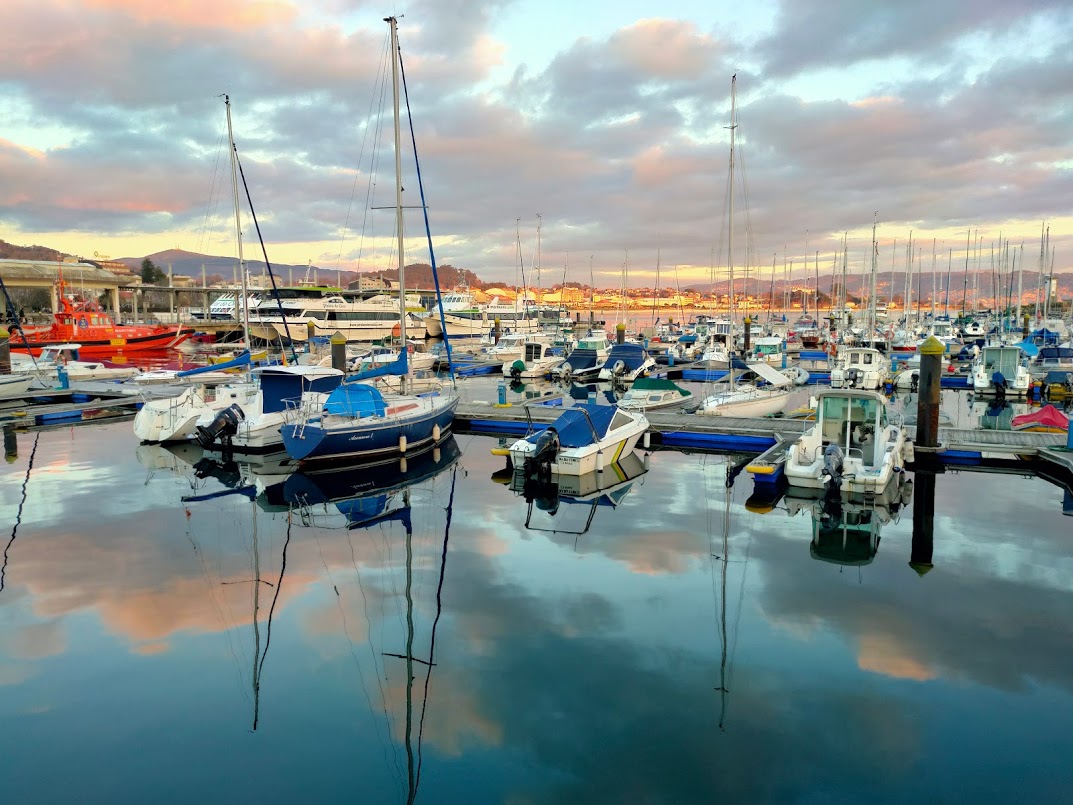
[[821, 442, 844, 493], [846, 367, 860, 388], [523, 427, 560, 476], [196, 404, 245, 449], [992, 370, 1007, 402], [509, 360, 524, 380]]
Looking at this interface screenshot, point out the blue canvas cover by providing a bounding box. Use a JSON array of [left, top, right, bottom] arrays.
[[323, 382, 387, 417], [535, 403, 618, 448], [604, 343, 647, 370], [349, 349, 408, 381]]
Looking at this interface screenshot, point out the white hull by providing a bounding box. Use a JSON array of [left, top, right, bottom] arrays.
[[0, 374, 35, 396], [436, 313, 542, 338], [697, 388, 791, 417]]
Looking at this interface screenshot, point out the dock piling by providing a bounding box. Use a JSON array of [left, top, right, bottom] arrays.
[[910, 470, 936, 575], [330, 332, 347, 372], [616, 323, 626, 344], [743, 316, 751, 354], [0, 326, 10, 375], [915, 336, 945, 450], [3, 426, 15, 463], [494, 318, 501, 344], [307, 321, 316, 349]]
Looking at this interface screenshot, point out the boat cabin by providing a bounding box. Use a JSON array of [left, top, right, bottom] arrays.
[[816, 390, 888, 467], [979, 346, 1024, 377]]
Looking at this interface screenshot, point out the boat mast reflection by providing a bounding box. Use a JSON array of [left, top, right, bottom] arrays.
[[1, 430, 39, 594]]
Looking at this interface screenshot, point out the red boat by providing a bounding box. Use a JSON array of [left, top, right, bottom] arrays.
[[9, 280, 189, 358], [1011, 404, 1070, 433]]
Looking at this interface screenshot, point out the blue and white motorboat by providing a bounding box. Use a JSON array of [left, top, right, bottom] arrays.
[[971, 345, 1030, 397], [597, 343, 656, 382], [508, 402, 648, 476]]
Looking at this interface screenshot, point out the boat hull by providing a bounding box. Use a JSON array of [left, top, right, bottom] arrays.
[[12, 327, 188, 357], [280, 395, 458, 462], [697, 389, 790, 418]]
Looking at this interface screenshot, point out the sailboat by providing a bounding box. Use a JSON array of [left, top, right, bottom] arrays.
[[280, 18, 458, 464], [134, 96, 340, 447], [697, 75, 792, 419]]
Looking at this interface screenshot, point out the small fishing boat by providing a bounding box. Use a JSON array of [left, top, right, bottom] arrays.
[[615, 377, 697, 412], [10, 343, 140, 385], [971, 345, 1031, 397], [1011, 404, 1070, 433], [781, 389, 909, 495], [9, 279, 188, 357], [503, 340, 565, 379], [829, 347, 888, 390], [0, 373, 34, 396], [508, 402, 648, 477], [557, 331, 610, 380]]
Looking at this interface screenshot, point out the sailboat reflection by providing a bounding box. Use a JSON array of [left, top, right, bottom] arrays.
[[784, 476, 913, 566], [505, 451, 648, 536], [279, 436, 461, 525]]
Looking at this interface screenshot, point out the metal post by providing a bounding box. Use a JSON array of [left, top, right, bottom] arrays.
[[910, 470, 936, 575], [0, 327, 10, 375], [915, 335, 944, 449], [330, 332, 347, 373]]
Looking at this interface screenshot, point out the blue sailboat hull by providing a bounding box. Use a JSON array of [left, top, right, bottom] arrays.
[[280, 397, 458, 463]]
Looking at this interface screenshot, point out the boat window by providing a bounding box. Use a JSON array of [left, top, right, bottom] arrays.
[[863, 352, 873, 365], [610, 411, 634, 431]]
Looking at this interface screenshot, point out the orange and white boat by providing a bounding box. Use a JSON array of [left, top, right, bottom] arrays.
[[9, 280, 189, 358]]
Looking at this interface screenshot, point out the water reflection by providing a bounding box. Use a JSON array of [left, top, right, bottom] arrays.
[[3, 425, 1073, 802]]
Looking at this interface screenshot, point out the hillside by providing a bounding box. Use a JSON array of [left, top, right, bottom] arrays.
[[0, 239, 71, 262]]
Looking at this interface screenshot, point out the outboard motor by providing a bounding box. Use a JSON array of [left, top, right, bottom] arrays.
[[821, 442, 844, 493], [909, 371, 920, 392], [992, 370, 1007, 402], [846, 367, 860, 388], [523, 427, 560, 476], [196, 404, 245, 449], [510, 360, 525, 379], [610, 359, 626, 377]]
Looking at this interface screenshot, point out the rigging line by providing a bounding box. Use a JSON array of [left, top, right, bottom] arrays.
[[233, 148, 300, 365], [0, 432, 39, 593], [195, 131, 227, 254], [717, 463, 731, 732], [415, 465, 457, 791], [398, 45, 456, 388], [337, 31, 392, 271]]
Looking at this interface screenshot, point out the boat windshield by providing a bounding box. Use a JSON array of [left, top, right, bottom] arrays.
[[820, 395, 882, 448]]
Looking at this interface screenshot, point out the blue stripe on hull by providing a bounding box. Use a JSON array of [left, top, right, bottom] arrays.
[[281, 402, 458, 462]]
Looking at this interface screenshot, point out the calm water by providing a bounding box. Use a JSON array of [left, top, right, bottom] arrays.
[[2, 421, 1072, 804]]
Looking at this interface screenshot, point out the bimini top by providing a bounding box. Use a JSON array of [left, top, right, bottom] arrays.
[[541, 403, 619, 448], [630, 377, 689, 396]]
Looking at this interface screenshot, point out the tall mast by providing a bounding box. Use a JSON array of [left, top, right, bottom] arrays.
[[869, 214, 878, 338], [930, 238, 937, 318], [224, 95, 250, 349], [727, 74, 737, 341], [387, 16, 409, 390], [961, 229, 970, 318]]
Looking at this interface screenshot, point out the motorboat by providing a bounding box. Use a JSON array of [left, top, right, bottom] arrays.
[[503, 340, 565, 379], [596, 343, 656, 382], [557, 331, 610, 380], [508, 402, 648, 477], [615, 377, 697, 412], [10, 343, 141, 383], [830, 347, 888, 390], [782, 389, 909, 495], [971, 345, 1030, 397]]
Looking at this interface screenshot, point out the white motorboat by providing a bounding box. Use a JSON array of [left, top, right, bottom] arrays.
[[830, 347, 889, 390], [615, 377, 697, 412], [508, 402, 648, 476], [596, 343, 656, 382], [503, 340, 564, 379], [0, 373, 35, 396], [971, 345, 1031, 397], [11, 343, 140, 383], [783, 389, 909, 495]]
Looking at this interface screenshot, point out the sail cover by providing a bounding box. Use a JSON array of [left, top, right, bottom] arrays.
[[745, 361, 793, 387]]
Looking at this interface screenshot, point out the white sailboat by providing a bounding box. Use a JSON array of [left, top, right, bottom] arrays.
[[697, 74, 792, 419]]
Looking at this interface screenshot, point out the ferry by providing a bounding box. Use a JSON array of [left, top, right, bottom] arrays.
[[247, 286, 425, 344]]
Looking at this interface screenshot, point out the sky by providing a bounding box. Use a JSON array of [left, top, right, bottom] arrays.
[[1, 0, 1071, 287]]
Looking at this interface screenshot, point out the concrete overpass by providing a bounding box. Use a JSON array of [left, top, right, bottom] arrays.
[[0, 258, 124, 314]]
